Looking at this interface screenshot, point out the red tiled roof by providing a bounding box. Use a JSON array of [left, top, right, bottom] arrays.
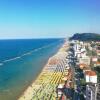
[[96, 61, 100, 64], [79, 63, 88, 69], [85, 71, 96, 76]]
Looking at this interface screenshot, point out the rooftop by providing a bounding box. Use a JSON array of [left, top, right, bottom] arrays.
[[85, 71, 97, 76]]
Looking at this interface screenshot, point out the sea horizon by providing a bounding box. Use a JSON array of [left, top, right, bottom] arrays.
[[0, 37, 66, 40]]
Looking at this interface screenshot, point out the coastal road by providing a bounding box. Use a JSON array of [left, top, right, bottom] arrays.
[[68, 46, 81, 100]]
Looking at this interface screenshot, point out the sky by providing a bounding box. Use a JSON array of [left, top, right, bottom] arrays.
[[0, 0, 100, 39]]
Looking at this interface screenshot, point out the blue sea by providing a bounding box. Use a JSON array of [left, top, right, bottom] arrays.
[[0, 39, 64, 100]]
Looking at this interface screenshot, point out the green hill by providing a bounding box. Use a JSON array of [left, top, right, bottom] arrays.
[[69, 33, 100, 41]]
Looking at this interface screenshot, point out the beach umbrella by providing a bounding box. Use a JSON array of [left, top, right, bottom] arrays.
[[58, 84, 64, 89], [62, 77, 68, 81]]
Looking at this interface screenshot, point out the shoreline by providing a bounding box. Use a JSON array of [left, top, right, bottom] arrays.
[[18, 39, 68, 100]]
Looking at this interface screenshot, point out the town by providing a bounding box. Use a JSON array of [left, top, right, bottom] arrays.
[[19, 37, 100, 100], [57, 39, 100, 100]]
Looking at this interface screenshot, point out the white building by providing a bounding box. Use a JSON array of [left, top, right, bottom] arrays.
[[92, 57, 98, 62], [74, 41, 87, 59], [79, 56, 90, 65], [85, 71, 97, 83]]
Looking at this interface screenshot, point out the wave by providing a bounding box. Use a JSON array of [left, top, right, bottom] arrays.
[[2, 41, 61, 64], [0, 63, 3, 66], [3, 56, 21, 63], [22, 52, 32, 56], [2, 46, 47, 63]]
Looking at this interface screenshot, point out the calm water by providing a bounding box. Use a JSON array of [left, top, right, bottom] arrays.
[[0, 39, 64, 100]]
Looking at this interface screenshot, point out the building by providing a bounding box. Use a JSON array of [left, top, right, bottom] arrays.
[[86, 84, 97, 100], [96, 46, 100, 56], [94, 61, 100, 67], [86, 83, 100, 100], [97, 83, 100, 100], [79, 56, 90, 65], [79, 63, 88, 69], [85, 71, 98, 100], [85, 71, 97, 83]]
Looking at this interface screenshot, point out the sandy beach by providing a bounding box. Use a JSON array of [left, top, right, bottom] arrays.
[[18, 40, 69, 100]]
